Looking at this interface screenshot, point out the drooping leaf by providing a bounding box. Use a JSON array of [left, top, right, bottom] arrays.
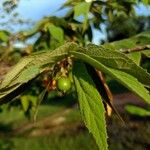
[[1, 43, 77, 88], [73, 62, 108, 150], [0, 57, 33, 88], [70, 50, 150, 104], [14, 66, 40, 84], [0, 43, 78, 104], [108, 68, 150, 104], [84, 44, 150, 87], [1, 40, 150, 108]]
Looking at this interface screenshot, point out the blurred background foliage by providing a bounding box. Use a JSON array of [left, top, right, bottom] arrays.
[[0, 0, 150, 150]]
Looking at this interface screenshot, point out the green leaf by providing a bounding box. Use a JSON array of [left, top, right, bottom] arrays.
[[0, 31, 9, 42], [104, 29, 150, 50], [1, 43, 77, 88], [127, 52, 141, 65], [29, 95, 37, 106], [0, 43, 78, 104], [0, 57, 33, 88], [142, 0, 149, 5], [108, 68, 150, 104], [20, 18, 49, 37], [84, 44, 150, 87], [73, 62, 108, 150], [108, 10, 113, 22], [48, 24, 64, 43], [74, 2, 91, 18], [125, 105, 150, 117], [70, 50, 150, 104], [15, 66, 39, 83], [104, 38, 137, 50], [20, 96, 30, 112], [142, 50, 150, 58]]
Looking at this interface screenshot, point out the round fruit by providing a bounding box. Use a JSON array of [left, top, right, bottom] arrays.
[[57, 77, 71, 92]]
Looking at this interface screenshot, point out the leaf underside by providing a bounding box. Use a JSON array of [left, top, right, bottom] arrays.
[[0, 43, 78, 103]]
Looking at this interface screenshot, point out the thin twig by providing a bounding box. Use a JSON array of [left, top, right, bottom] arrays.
[[95, 70, 125, 124], [120, 45, 150, 53], [95, 70, 113, 116]]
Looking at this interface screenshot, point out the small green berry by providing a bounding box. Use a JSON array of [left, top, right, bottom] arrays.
[[57, 77, 71, 92]]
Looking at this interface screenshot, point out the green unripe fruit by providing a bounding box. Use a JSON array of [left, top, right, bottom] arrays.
[[57, 77, 71, 92]]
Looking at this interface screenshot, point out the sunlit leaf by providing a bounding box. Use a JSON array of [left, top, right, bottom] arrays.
[[127, 52, 141, 65], [84, 44, 150, 87], [0, 30, 9, 42], [48, 24, 64, 43], [70, 50, 150, 104], [0, 43, 78, 104], [142, 0, 149, 5], [74, 2, 91, 18], [73, 62, 108, 150]]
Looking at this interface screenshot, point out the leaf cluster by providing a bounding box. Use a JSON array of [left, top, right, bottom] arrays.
[[0, 30, 150, 150]]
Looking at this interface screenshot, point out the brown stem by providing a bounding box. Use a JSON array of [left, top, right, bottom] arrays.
[[95, 70, 125, 123], [95, 70, 113, 116], [120, 45, 150, 54]]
